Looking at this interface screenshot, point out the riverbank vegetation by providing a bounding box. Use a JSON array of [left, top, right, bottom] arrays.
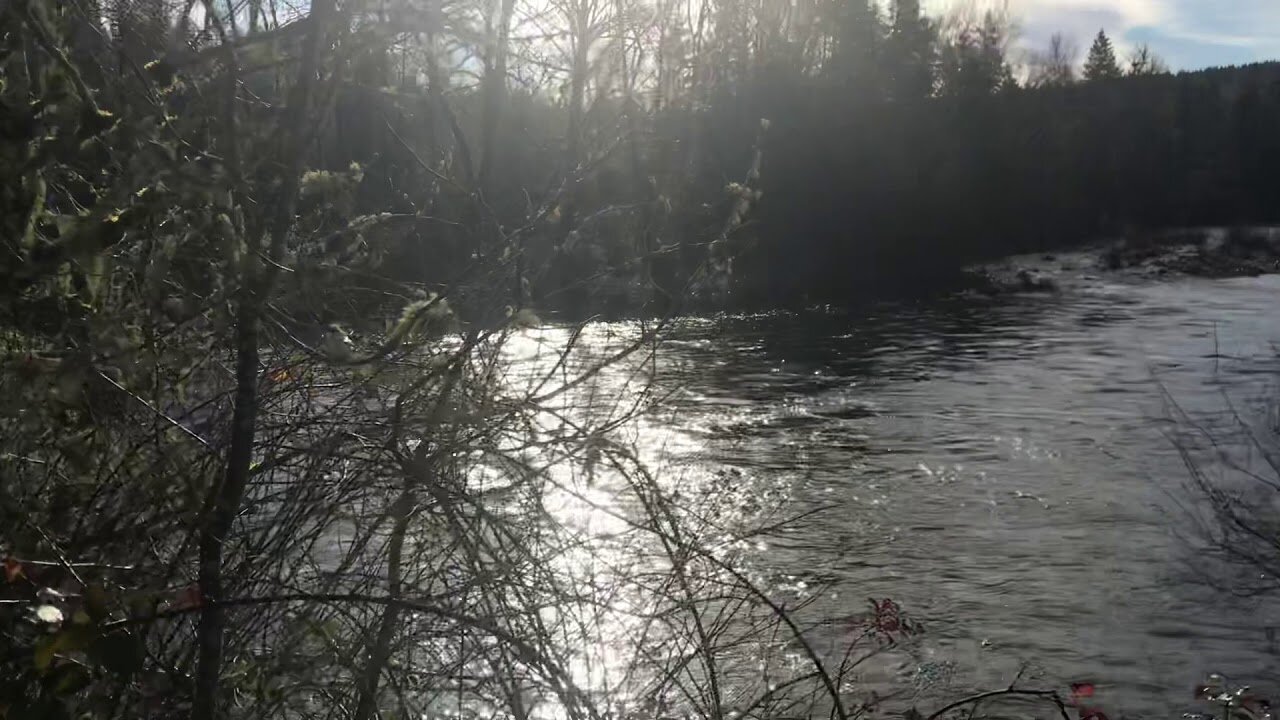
[[0, 0, 901, 717]]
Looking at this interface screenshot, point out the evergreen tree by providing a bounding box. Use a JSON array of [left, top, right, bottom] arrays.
[[883, 0, 938, 100], [1084, 29, 1122, 80], [831, 0, 884, 91], [938, 10, 1015, 97]]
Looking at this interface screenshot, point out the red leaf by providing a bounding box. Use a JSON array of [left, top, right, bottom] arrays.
[[3, 557, 23, 583], [868, 598, 907, 636], [1071, 683, 1096, 699]]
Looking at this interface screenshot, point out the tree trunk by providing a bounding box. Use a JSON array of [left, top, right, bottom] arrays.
[[351, 489, 414, 720], [477, 0, 517, 196], [190, 0, 334, 715], [614, 0, 662, 305], [565, 35, 588, 175], [558, 13, 590, 238]]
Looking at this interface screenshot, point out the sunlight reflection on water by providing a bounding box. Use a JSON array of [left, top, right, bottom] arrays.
[[486, 264, 1280, 719]]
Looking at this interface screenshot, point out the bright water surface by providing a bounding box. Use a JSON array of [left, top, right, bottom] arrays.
[[584, 254, 1280, 717]]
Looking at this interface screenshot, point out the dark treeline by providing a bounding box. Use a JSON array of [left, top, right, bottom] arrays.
[[8, 0, 1280, 317], [748, 59, 1280, 302], [292, 0, 1280, 312]]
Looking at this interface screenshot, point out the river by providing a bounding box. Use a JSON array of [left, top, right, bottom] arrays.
[[534, 252, 1280, 718]]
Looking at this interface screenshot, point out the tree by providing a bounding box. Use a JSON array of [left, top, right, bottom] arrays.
[[829, 0, 883, 90], [882, 0, 938, 101], [1127, 43, 1169, 75], [1027, 32, 1077, 88], [1083, 29, 1122, 80], [936, 7, 1015, 97], [476, 0, 521, 197]]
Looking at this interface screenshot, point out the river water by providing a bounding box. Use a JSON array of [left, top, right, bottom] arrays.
[[550, 254, 1280, 718]]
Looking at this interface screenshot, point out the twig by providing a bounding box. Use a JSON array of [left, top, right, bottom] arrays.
[[925, 689, 1072, 720], [97, 371, 213, 451]]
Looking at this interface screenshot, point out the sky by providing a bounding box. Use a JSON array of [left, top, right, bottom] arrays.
[[923, 0, 1280, 71]]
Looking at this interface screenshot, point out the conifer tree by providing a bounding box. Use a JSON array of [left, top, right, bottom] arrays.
[[1084, 29, 1122, 80]]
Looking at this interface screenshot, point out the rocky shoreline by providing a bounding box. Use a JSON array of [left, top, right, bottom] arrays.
[[964, 227, 1280, 296], [1099, 226, 1280, 278]]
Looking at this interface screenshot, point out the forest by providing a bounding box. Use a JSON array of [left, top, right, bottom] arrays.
[[17, 0, 1275, 317], [268, 2, 1280, 311], [235, 1, 1280, 311], [2, 0, 1279, 715], [754, 58, 1280, 302]]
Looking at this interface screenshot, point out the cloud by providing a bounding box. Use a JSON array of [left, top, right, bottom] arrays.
[[1156, 1, 1280, 50], [924, 0, 1166, 31], [923, 0, 1162, 64], [1160, 29, 1261, 49], [923, 0, 1280, 69]]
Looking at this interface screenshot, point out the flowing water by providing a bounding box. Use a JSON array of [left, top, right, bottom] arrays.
[[548, 254, 1280, 718]]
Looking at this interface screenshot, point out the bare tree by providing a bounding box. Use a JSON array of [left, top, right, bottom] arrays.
[[0, 5, 862, 720], [1026, 31, 1076, 88], [1127, 42, 1169, 76], [477, 0, 520, 195]]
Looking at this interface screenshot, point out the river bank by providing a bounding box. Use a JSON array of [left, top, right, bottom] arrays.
[[1099, 227, 1280, 278], [958, 226, 1280, 300]]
